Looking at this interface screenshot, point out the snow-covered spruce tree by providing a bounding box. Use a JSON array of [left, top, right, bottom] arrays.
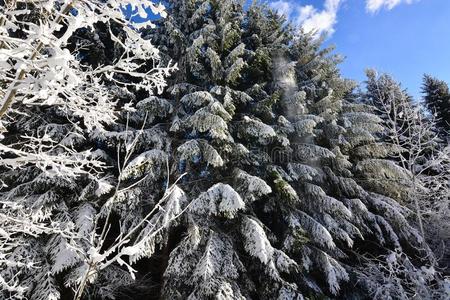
[[132, 1, 445, 298], [0, 1, 179, 299], [422, 74, 450, 135], [363, 70, 450, 278]]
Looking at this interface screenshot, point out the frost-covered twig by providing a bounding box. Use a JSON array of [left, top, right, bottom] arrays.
[[366, 70, 450, 241], [0, 0, 176, 126], [71, 114, 188, 300], [0, 1, 176, 298]]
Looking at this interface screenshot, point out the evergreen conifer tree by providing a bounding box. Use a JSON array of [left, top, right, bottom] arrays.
[[422, 74, 450, 135], [138, 1, 446, 298]]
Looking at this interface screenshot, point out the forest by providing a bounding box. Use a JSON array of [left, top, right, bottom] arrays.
[[0, 0, 449, 299]]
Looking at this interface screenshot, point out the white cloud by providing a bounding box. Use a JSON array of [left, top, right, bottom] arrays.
[[366, 0, 417, 13], [270, 0, 342, 38], [296, 0, 341, 37], [269, 0, 293, 18], [269, 0, 420, 38]]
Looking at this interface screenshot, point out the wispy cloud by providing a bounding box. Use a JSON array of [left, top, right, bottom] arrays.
[[270, 0, 293, 18], [269, 0, 342, 38], [366, 0, 418, 13], [270, 0, 421, 38], [296, 0, 341, 37]]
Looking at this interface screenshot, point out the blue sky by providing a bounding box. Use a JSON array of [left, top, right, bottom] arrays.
[[268, 0, 450, 99]]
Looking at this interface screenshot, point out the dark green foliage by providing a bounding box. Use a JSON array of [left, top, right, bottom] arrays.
[[140, 1, 444, 299], [422, 74, 450, 134]]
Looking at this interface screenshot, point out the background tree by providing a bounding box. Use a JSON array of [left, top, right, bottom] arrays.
[[364, 70, 450, 277], [422, 74, 450, 135]]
